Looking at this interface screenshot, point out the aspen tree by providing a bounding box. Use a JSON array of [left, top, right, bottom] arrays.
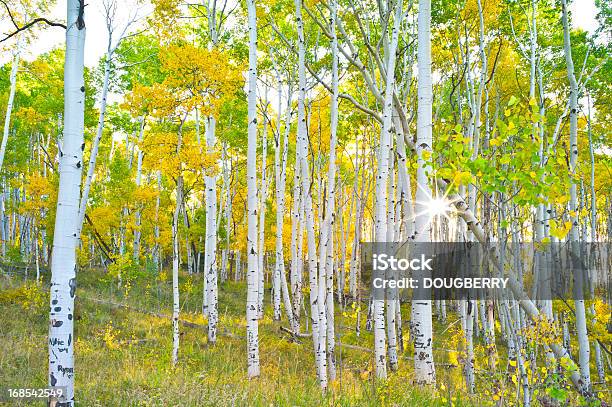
[[0, 35, 22, 174], [372, 0, 404, 379], [413, 0, 436, 385], [257, 96, 269, 319], [48, 0, 86, 403], [246, 0, 260, 378], [77, 0, 137, 239], [562, 0, 591, 394], [295, 0, 328, 388]]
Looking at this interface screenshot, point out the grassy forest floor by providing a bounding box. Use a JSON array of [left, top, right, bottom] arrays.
[[0, 265, 605, 406]]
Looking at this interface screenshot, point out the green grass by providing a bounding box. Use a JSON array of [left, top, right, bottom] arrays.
[[0, 266, 556, 406]]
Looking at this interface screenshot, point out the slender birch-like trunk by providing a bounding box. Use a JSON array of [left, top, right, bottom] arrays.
[[413, 0, 436, 385], [373, 0, 403, 380], [172, 177, 182, 366], [467, 0, 487, 216], [273, 114, 282, 321], [48, 1, 85, 403], [465, 298, 475, 392], [246, 0, 260, 378], [386, 152, 399, 372], [154, 171, 162, 272], [295, 0, 328, 388], [220, 143, 230, 283], [257, 108, 268, 319], [203, 1, 221, 339], [172, 119, 186, 366], [464, 0, 487, 274], [272, 63, 291, 322], [290, 90, 304, 328], [0, 36, 22, 174], [587, 96, 605, 381], [205, 116, 219, 343], [562, 0, 591, 394], [315, 0, 340, 381], [325, 227, 336, 381], [349, 142, 362, 299], [133, 116, 145, 261], [77, 2, 134, 238]]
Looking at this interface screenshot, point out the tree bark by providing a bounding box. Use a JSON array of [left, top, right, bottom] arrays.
[[246, 0, 260, 378], [48, 1, 86, 404], [562, 0, 591, 394], [413, 0, 436, 385]]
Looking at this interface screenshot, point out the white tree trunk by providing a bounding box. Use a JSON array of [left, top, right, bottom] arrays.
[[295, 0, 327, 388], [154, 171, 162, 273], [204, 116, 219, 343], [77, 7, 132, 239], [257, 110, 268, 319], [290, 134, 303, 328], [48, 2, 86, 403], [373, 0, 403, 379], [587, 96, 605, 381], [221, 143, 231, 283], [0, 36, 22, 174], [562, 0, 591, 394], [349, 143, 362, 299], [172, 176, 182, 366], [386, 152, 398, 372], [133, 116, 145, 260], [273, 75, 291, 322], [246, 0, 260, 378], [413, 0, 436, 385], [317, 0, 339, 381], [171, 118, 186, 366], [325, 228, 336, 381]]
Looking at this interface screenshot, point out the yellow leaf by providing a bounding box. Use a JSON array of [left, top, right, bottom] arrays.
[[453, 171, 472, 186]]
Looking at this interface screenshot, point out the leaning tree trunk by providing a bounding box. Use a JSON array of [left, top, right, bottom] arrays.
[[48, 1, 86, 404], [246, 0, 261, 378]]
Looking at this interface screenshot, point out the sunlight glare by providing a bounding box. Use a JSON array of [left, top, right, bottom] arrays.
[[427, 197, 450, 217]]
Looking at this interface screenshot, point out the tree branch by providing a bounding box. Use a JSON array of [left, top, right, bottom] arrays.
[[0, 0, 67, 43]]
